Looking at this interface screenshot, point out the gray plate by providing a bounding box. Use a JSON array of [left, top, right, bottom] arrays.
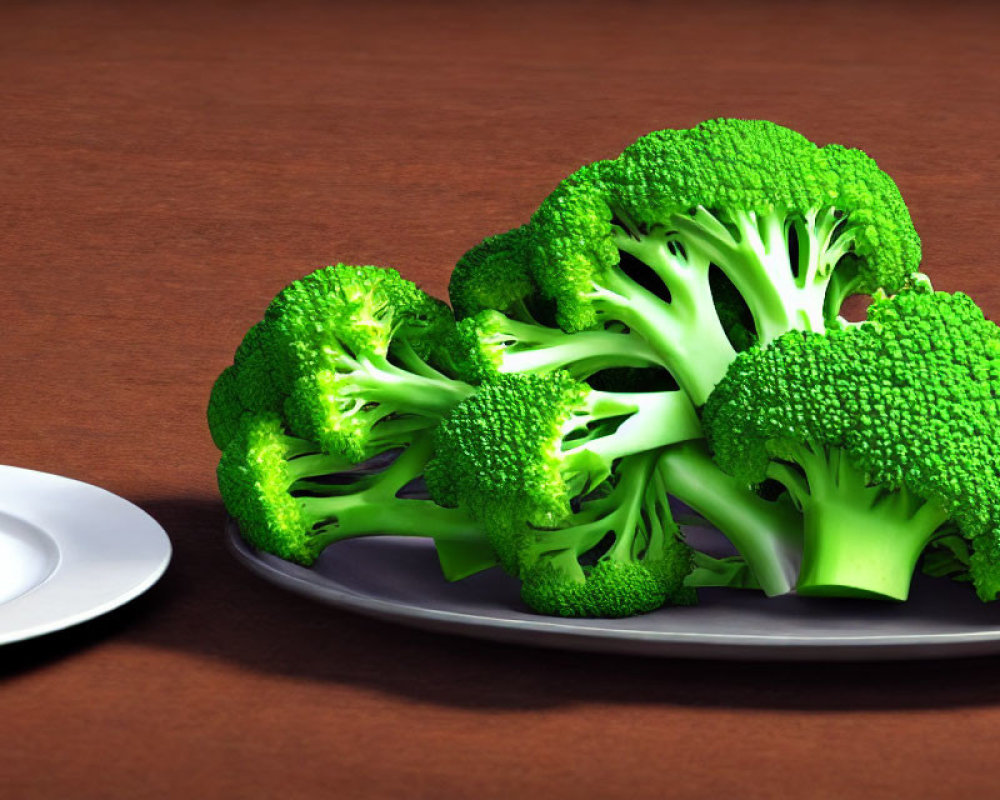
[[227, 521, 1000, 661]]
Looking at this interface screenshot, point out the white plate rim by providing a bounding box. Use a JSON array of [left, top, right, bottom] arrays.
[[0, 465, 172, 645]]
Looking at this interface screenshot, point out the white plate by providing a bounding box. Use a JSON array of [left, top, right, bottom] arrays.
[[0, 465, 171, 645], [228, 521, 1000, 661]]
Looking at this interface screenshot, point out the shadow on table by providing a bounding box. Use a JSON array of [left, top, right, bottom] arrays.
[[4, 495, 1000, 712]]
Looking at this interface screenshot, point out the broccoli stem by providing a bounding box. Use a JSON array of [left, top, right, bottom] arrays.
[[684, 552, 761, 590], [602, 205, 859, 405], [300, 437, 484, 548], [657, 441, 802, 596], [390, 338, 456, 381], [310, 496, 481, 546], [595, 281, 732, 406], [520, 452, 657, 575], [559, 390, 702, 490], [286, 451, 355, 481], [671, 206, 852, 343], [601, 451, 655, 563], [769, 445, 950, 600], [356, 354, 473, 416], [493, 321, 662, 377]]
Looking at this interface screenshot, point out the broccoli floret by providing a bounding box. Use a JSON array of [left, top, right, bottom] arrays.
[[218, 414, 495, 580], [519, 451, 697, 617], [452, 119, 921, 405], [703, 287, 1000, 601], [263, 263, 462, 388], [448, 226, 539, 322], [232, 322, 285, 414], [426, 371, 702, 537], [424, 371, 708, 614], [237, 264, 473, 462], [424, 371, 774, 614], [210, 264, 497, 580]]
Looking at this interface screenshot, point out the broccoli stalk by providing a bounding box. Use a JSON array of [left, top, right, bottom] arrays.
[[285, 352, 472, 462], [554, 388, 703, 499], [765, 445, 949, 599], [519, 450, 697, 617], [653, 206, 851, 339], [456, 309, 662, 382], [269, 436, 479, 551], [218, 414, 495, 580], [657, 441, 803, 597]]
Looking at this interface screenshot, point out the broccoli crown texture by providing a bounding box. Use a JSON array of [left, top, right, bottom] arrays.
[[216, 413, 353, 563], [703, 287, 1000, 599], [426, 371, 595, 537], [263, 263, 457, 387], [448, 226, 537, 322], [207, 364, 246, 450], [220, 264, 474, 463], [232, 321, 286, 415], [532, 119, 919, 327]]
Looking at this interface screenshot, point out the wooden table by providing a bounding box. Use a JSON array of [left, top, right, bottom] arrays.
[[3, 1, 999, 797]]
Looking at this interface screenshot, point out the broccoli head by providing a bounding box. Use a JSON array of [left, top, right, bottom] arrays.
[[224, 264, 474, 463], [452, 119, 922, 405], [423, 372, 710, 615], [703, 287, 1000, 601]]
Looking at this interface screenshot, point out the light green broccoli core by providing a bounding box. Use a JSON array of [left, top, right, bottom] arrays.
[[521, 451, 659, 571], [475, 314, 662, 378], [287, 349, 473, 461], [354, 353, 472, 414], [294, 438, 477, 550], [657, 441, 803, 597], [605, 204, 855, 404], [767, 444, 950, 600], [571, 389, 701, 462]]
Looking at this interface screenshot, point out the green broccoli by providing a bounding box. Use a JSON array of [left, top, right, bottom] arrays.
[[231, 321, 286, 415], [425, 371, 702, 535], [208, 121, 1000, 622], [207, 365, 246, 450], [448, 225, 540, 324], [218, 413, 496, 580], [656, 440, 804, 598], [702, 287, 1000, 601], [519, 451, 698, 617], [215, 264, 475, 463], [451, 119, 921, 405], [423, 371, 796, 614], [209, 264, 500, 580]]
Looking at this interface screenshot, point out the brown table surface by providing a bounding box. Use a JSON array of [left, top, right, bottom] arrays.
[[3, 1, 1000, 797]]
